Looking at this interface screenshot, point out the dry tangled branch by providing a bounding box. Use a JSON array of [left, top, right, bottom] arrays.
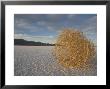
[[53, 28, 96, 69]]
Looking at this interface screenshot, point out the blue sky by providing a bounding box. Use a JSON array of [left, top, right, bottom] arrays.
[[14, 14, 97, 44]]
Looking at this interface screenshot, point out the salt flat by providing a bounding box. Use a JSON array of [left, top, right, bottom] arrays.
[[14, 46, 97, 76]]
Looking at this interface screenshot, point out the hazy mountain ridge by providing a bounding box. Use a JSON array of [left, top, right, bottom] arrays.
[[14, 39, 55, 46]]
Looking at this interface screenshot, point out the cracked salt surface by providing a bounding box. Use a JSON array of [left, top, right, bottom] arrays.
[[14, 46, 97, 76]]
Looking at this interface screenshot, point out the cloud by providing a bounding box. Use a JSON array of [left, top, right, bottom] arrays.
[[15, 19, 30, 27], [15, 18, 33, 31], [79, 16, 97, 45], [37, 21, 46, 26], [14, 14, 78, 36], [81, 16, 97, 33], [67, 14, 76, 19], [15, 17, 47, 35], [46, 14, 63, 20]]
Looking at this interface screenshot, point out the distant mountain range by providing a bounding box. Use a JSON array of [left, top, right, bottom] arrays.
[[14, 39, 55, 46]]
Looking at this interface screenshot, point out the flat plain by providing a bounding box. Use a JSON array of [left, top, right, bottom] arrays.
[[14, 46, 97, 76]]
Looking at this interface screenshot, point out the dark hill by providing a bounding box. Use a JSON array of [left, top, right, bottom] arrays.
[[14, 39, 55, 46]]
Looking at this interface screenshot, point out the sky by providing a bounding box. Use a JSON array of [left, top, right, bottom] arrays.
[[14, 14, 97, 44]]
